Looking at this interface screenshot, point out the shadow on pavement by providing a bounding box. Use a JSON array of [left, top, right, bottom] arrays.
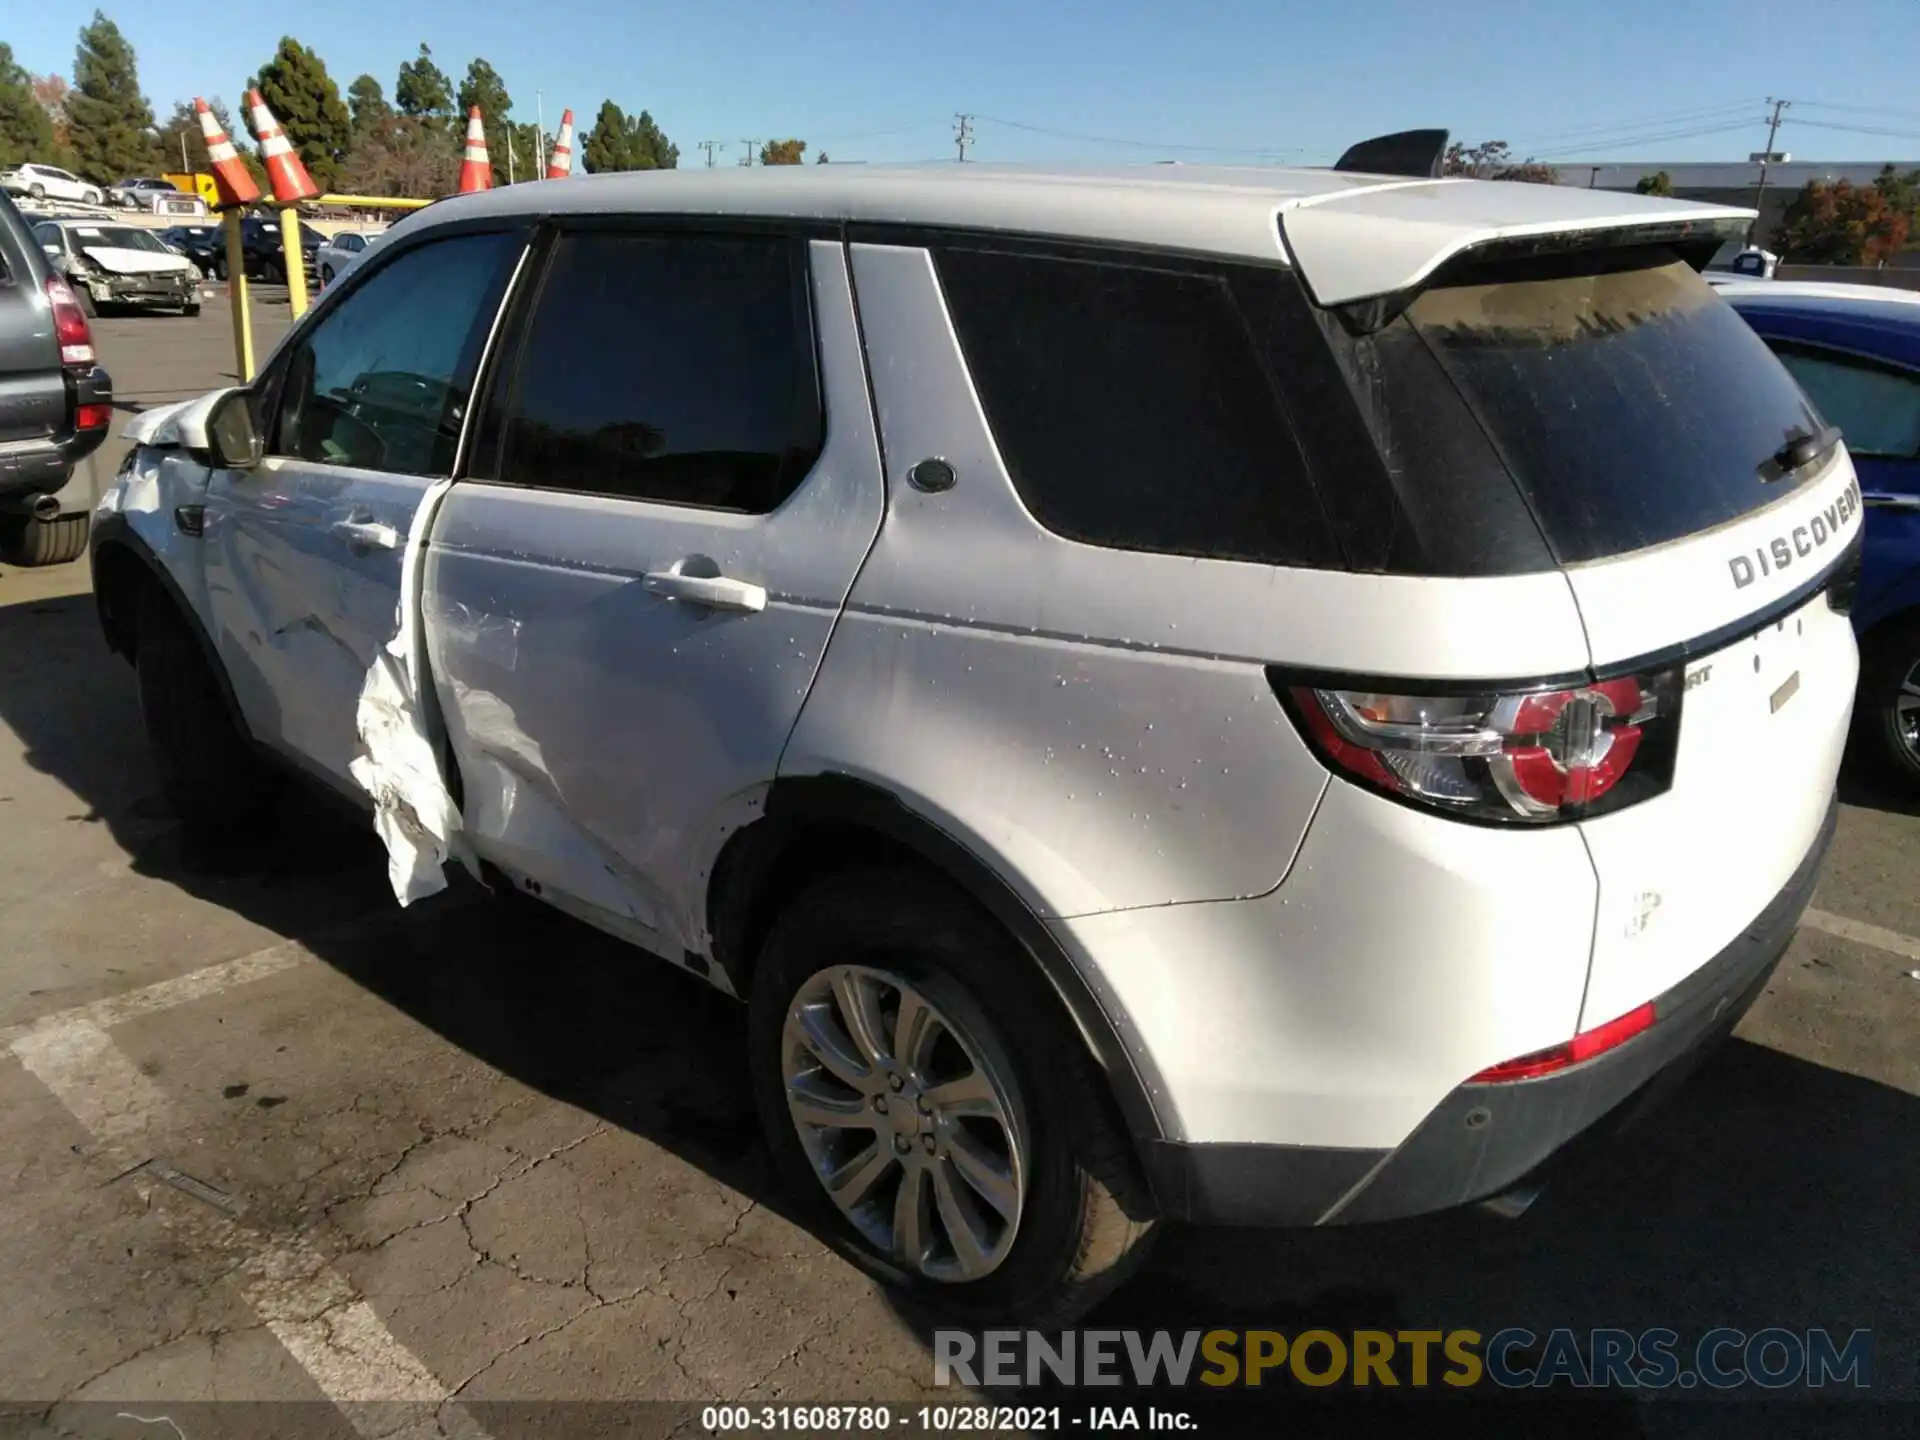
[[0, 586, 1913, 1429]]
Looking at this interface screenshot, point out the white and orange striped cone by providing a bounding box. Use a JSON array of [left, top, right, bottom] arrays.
[[195, 98, 261, 207], [247, 89, 319, 205], [458, 108, 492, 193], [546, 109, 574, 179]]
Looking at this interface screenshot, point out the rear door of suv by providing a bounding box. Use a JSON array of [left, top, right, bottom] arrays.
[[422, 221, 884, 954]]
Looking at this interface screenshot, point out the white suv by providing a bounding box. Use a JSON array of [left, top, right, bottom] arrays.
[[89, 153, 1861, 1324], [1, 162, 104, 206]]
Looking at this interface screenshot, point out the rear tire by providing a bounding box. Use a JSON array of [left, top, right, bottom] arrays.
[[0, 513, 89, 567], [182, 301, 201, 317], [1857, 616, 1920, 788], [135, 599, 276, 833], [748, 869, 1158, 1328]]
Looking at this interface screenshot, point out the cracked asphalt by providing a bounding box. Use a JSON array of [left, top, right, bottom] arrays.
[[1, 300, 1918, 1438]]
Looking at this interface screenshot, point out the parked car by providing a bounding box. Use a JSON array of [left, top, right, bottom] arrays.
[[33, 219, 201, 316], [108, 177, 205, 216], [1725, 285, 1920, 783], [0, 162, 105, 207], [216, 215, 321, 284], [314, 229, 382, 286], [159, 224, 223, 277], [91, 157, 1858, 1323], [0, 190, 112, 566]]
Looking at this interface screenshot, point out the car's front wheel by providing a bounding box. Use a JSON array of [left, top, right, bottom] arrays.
[[1859, 616, 1920, 788], [28, 183, 45, 200], [135, 599, 276, 832], [749, 870, 1157, 1327]]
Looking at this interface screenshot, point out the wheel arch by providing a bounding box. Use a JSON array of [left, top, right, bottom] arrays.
[[91, 516, 254, 744], [706, 773, 1172, 1149]]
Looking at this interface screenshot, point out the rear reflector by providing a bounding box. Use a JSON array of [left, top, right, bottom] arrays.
[[1469, 1002, 1657, 1083], [75, 403, 111, 430]]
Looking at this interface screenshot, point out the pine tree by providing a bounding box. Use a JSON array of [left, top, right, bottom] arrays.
[[581, 100, 630, 173], [251, 37, 351, 192], [456, 59, 512, 184], [0, 43, 56, 168], [66, 10, 157, 184], [395, 44, 451, 123], [347, 75, 391, 138]]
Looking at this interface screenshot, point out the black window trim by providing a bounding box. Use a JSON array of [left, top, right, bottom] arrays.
[[460, 214, 830, 518], [256, 220, 532, 478], [1766, 337, 1920, 461]]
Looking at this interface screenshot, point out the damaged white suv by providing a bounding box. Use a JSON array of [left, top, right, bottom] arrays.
[[91, 144, 1861, 1324]]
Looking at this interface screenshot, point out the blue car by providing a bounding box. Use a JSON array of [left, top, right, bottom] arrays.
[[1724, 287, 1920, 785]]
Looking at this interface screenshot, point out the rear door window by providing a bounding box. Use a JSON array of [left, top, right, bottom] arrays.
[[1401, 249, 1826, 564], [1770, 344, 1920, 460], [934, 246, 1340, 568]]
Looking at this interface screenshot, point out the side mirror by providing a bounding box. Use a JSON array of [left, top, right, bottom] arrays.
[[206, 391, 263, 470]]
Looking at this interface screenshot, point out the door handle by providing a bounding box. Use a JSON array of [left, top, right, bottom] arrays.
[[641, 569, 768, 613], [331, 517, 402, 551]]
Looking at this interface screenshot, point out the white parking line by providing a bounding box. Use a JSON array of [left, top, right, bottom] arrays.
[[1802, 908, 1920, 964], [6, 934, 489, 1435]]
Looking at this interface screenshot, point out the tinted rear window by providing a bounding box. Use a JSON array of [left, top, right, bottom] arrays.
[[1404, 249, 1825, 564], [935, 247, 1341, 568]]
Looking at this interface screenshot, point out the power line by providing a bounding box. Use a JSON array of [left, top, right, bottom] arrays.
[[1524, 120, 1758, 159], [1791, 118, 1920, 141], [1510, 101, 1766, 146], [973, 112, 1301, 156], [1796, 100, 1920, 124]]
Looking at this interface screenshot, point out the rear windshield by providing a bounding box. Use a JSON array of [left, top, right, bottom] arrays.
[[1402, 248, 1825, 564]]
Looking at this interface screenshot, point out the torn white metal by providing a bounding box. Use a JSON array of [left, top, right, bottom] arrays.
[[348, 476, 479, 905]]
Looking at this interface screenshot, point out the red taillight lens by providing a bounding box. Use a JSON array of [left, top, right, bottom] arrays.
[[74, 403, 111, 430], [44, 276, 95, 368], [1278, 668, 1681, 824], [1469, 1002, 1656, 1083]]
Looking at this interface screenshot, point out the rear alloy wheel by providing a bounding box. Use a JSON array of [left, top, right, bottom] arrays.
[[1859, 617, 1920, 786], [0, 514, 88, 567], [750, 871, 1157, 1326]]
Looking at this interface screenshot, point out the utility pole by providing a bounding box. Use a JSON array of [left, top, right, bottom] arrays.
[[536, 90, 546, 176], [740, 140, 759, 166], [953, 113, 975, 162], [1749, 97, 1790, 245], [699, 139, 723, 168]]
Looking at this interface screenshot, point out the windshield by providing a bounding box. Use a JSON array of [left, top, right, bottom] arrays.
[[73, 226, 169, 253], [1400, 247, 1827, 564]]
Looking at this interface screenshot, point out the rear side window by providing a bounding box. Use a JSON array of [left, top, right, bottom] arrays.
[[935, 247, 1339, 568], [486, 230, 822, 513], [1770, 344, 1920, 460], [1402, 249, 1826, 564]]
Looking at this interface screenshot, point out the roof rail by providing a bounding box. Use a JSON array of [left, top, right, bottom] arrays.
[[1333, 129, 1450, 180]]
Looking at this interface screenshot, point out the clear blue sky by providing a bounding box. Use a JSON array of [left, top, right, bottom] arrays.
[[13, 0, 1920, 168]]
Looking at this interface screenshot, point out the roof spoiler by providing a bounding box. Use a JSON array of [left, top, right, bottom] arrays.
[[1333, 129, 1450, 180]]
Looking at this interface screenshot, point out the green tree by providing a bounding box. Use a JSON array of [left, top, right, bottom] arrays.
[[456, 58, 516, 183], [1634, 169, 1675, 197], [580, 101, 677, 173], [394, 43, 451, 122], [250, 37, 351, 191], [347, 74, 391, 138], [65, 10, 157, 184], [0, 43, 56, 168], [760, 138, 806, 166], [1873, 163, 1920, 230]]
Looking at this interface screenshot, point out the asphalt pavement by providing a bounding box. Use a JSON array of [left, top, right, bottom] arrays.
[[1, 299, 1916, 1438]]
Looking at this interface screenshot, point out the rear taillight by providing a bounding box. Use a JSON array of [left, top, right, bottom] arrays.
[[1469, 1002, 1656, 1083], [1278, 668, 1682, 825], [44, 276, 95, 368], [74, 403, 111, 430]]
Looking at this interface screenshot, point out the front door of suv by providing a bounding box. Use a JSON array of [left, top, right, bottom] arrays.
[[425, 226, 883, 952], [202, 229, 524, 791]]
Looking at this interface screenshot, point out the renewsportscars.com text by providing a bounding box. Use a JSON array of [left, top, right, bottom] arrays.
[[933, 1327, 1873, 1391]]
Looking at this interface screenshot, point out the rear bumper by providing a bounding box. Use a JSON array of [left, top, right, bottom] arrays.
[[1145, 793, 1837, 1227], [0, 366, 113, 502]]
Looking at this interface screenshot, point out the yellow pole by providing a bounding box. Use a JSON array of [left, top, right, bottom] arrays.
[[280, 207, 310, 319], [222, 210, 255, 382]]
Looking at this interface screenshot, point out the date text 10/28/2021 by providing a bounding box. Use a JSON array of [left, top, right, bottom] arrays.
[[703, 1406, 1191, 1432]]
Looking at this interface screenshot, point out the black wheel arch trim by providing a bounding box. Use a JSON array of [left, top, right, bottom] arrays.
[[741, 773, 1174, 1154], [90, 514, 254, 745]]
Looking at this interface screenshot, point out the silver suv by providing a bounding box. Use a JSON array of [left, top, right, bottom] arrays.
[[92, 151, 1860, 1324]]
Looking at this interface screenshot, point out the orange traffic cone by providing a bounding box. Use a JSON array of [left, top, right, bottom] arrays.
[[247, 90, 319, 204], [546, 109, 574, 179], [195, 98, 260, 207], [458, 108, 492, 193]]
